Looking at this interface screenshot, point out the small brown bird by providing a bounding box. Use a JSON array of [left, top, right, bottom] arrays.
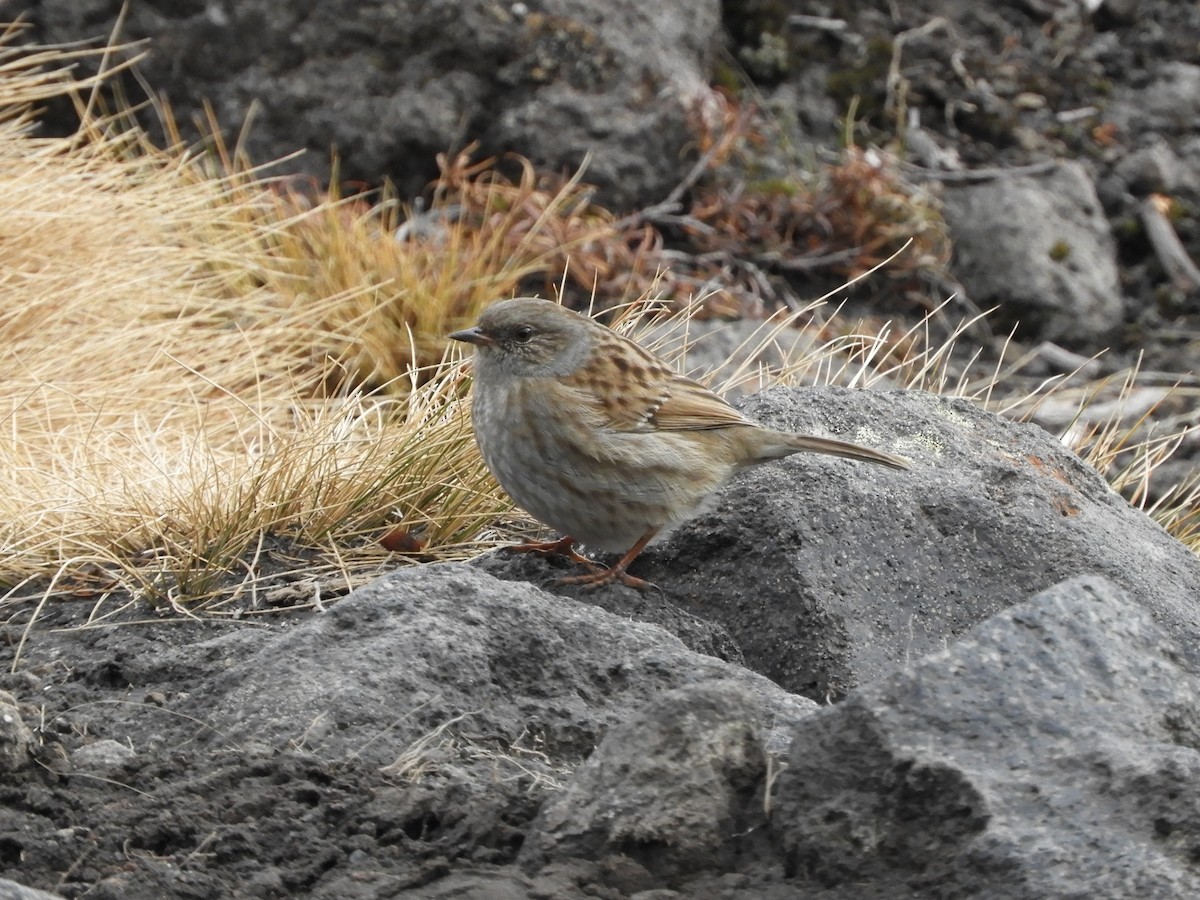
[[450, 298, 909, 589]]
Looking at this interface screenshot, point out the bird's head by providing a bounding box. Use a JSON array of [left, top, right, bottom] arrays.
[[449, 298, 595, 379]]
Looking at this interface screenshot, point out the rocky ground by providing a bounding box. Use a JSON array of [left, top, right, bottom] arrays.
[[3, 2, 1200, 898]]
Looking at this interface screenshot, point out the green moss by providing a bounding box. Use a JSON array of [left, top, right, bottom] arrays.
[[712, 60, 745, 94], [1048, 240, 1072, 263], [746, 177, 803, 197], [1113, 217, 1143, 240], [1166, 199, 1191, 223]]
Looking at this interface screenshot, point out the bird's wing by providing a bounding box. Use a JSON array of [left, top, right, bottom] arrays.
[[650, 375, 753, 431], [559, 344, 751, 433]]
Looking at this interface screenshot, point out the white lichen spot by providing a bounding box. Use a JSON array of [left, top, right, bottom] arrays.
[[933, 404, 974, 430], [896, 432, 946, 457]]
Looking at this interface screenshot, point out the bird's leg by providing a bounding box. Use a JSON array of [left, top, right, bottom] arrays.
[[504, 535, 603, 572], [558, 528, 658, 590]]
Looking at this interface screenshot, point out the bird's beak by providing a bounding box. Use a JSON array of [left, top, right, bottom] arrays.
[[448, 326, 495, 347]]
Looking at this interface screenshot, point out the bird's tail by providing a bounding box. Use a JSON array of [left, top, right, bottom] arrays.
[[760, 430, 910, 470]]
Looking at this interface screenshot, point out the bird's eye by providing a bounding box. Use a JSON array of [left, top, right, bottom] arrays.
[[513, 325, 535, 344]]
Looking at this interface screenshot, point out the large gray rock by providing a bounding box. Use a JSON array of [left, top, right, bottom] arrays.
[[940, 161, 1124, 344], [30, 0, 721, 209], [483, 384, 1200, 700], [1108, 62, 1200, 139], [520, 681, 770, 879], [184, 564, 815, 766], [6, 564, 813, 900], [773, 576, 1200, 899]]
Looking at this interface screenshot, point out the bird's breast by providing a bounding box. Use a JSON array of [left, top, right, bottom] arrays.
[[469, 377, 735, 552]]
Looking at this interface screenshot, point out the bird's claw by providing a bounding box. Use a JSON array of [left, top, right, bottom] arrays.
[[557, 567, 653, 591]]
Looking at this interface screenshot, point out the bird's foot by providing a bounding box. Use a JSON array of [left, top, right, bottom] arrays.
[[503, 536, 602, 572], [556, 527, 660, 592], [557, 565, 653, 591]]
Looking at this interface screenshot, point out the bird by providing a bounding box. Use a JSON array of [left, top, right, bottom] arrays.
[[449, 298, 909, 589]]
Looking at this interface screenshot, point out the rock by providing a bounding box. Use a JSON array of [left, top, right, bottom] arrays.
[[940, 161, 1124, 344], [773, 576, 1200, 899], [30, 0, 721, 208], [1097, 0, 1141, 24], [70, 738, 136, 773], [1108, 62, 1200, 138], [187, 564, 815, 767], [472, 546, 745, 664], [610, 385, 1200, 699], [0, 879, 67, 900], [0, 691, 33, 773], [160, 566, 812, 896], [1113, 139, 1200, 195], [520, 681, 769, 879]]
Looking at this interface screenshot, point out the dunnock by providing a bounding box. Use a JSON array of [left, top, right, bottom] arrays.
[[450, 298, 909, 589]]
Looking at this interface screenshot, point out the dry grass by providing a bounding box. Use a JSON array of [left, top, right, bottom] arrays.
[[262, 148, 656, 389], [0, 38, 560, 626], [379, 712, 571, 795]]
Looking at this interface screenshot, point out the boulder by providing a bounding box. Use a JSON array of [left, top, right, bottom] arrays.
[[520, 681, 770, 880], [940, 161, 1124, 344], [774, 576, 1200, 899], [184, 565, 814, 767], [30, 0, 721, 208]]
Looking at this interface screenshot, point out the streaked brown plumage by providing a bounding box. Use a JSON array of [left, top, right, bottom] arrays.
[[450, 298, 909, 589]]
